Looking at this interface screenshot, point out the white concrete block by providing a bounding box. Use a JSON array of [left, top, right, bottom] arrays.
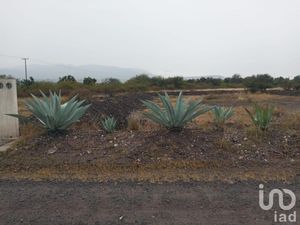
[[0, 79, 19, 138]]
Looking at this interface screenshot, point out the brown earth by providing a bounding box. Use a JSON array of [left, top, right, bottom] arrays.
[[0, 180, 299, 225], [1, 91, 300, 182]]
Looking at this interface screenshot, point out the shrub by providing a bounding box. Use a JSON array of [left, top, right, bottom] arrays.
[[83, 77, 97, 85], [212, 106, 234, 127], [127, 113, 140, 131], [101, 116, 117, 133], [19, 76, 35, 86], [141, 91, 212, 131], [58, 75, 76, 83], [243, 74, 274, 92], [8, 91, 90, 132], [244, 104, 274, 131], [293, 75, 300, 90]]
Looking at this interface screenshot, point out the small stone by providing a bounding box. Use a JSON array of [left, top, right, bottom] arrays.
[[243, 137, 248, 141], [47, 146, 57, 154], [290, 159, 295, 163], [109, 140, 113, 144], [113, 143, 118, 147], [238, 156, 243, 160]]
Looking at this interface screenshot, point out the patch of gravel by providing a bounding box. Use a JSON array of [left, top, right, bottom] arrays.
[[0, 139, 11, 147]]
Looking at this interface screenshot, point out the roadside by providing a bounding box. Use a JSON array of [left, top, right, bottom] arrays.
[[0, 180, 299, 225]]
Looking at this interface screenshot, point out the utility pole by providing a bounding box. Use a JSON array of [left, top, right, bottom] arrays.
[[21, 58, 29, 81]]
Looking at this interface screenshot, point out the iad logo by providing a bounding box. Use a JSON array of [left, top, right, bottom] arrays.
[[259, 184, 297, 223]]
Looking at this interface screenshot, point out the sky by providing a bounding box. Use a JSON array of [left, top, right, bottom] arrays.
[[1, 0, 300, 78]]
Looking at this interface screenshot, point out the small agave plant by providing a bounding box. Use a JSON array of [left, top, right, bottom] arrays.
[[141, 91, 212, 131], [8, 91, 90, 132], [101, 116, 117, 133], [212, 106, 234, 128], [244, 104, 274, 131]]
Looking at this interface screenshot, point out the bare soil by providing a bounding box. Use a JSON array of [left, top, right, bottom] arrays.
[[0, 91, 300, 182], [0, 180, 299, 225]]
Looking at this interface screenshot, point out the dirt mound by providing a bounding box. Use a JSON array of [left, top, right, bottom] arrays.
[[85, 92, 153, 128]]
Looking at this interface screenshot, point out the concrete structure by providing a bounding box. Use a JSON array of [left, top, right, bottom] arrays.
[[0, 79, 19, 138]]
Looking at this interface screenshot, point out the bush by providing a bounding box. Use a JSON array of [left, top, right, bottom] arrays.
[[58, 75, 76, 83], [142, 91, 212, 131], [243, 74, 274, 92], [292, 75, 300, 90], [83, 77, 97, 85]]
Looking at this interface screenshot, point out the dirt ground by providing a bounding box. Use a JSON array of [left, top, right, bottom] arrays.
[[1, 180, 299, 225], [0, 91, 299, 182]]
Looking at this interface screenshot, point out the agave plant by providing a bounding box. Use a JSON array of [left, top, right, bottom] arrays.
[[244, 104, 274, 131], [8, 91, 90, 132], [141, 91, 212, 131], [212, 106, 234, 127], [101, 116, 117, 133]]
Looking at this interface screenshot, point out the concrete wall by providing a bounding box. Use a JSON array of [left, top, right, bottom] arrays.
[[0, 79, 19, 138]]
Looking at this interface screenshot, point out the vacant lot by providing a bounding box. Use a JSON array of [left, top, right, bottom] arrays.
[[0, 91, 299, 182]]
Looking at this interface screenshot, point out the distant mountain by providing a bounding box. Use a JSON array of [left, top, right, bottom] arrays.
[[0, 64, 148, 82]]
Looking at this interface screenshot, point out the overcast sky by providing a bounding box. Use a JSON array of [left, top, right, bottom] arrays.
[[1, 0, 300, 77]]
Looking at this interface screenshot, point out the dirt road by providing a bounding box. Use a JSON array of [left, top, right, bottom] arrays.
[[0, 180, 299, 225]]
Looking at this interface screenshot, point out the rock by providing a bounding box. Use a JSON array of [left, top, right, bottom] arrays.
[[47, 146, 57, 154], [113, 143, 118, 147], [243, 137, 248, 141]]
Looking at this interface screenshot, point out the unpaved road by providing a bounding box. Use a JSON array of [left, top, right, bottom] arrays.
[[0, 181, 299, 225]]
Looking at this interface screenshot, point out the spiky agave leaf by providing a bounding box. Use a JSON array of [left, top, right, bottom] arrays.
[[101, 116, 117, 133], [141, 91, 212, 131], [212, 106, 234, 125], [8, 90, 90, 132], [244, 104, 274, 131]]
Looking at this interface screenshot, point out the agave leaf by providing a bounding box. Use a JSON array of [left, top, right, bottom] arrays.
[[142, 91, 211, 131]]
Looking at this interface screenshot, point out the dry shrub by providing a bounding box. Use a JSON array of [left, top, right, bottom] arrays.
[[282, 112, 300, 130], [215, 138, 233, 151], [127, 111, 160, 131], [127, 112, 142, 131]]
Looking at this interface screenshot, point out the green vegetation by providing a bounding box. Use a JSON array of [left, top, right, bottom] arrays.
[[142, 91, 211, 131], [101, 116, 117, 133], [9, 73, 300, 98], [212, 106, 234, 128], [244, 104, 274, 131], [83, 77, 97, 85], [58, 75, 77, 83], [9, 91, 90, 132]]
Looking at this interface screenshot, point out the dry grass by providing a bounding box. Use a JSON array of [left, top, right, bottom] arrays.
[[0, 160, 297, 183]]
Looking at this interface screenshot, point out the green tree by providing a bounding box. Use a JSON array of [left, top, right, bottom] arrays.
[[244, 74, 274, 92], [58, 75, 76, 83], [83, 77, 97, 85]]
